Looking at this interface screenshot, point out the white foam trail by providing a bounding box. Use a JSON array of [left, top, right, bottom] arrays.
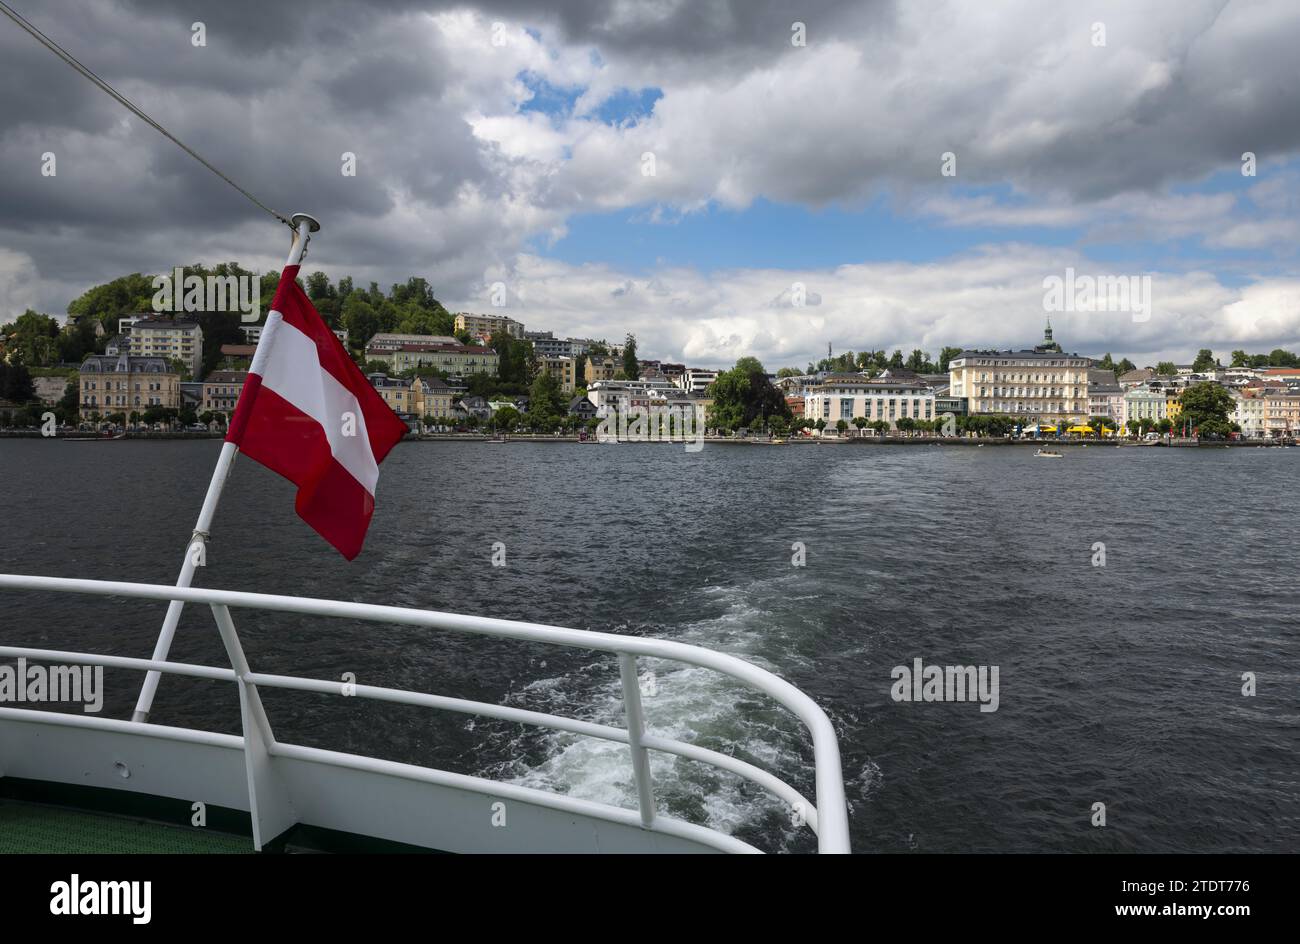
[[493, 579, 818, 851]]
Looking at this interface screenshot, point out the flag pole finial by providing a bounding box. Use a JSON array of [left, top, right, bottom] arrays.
[[287, 213, 321, 267]]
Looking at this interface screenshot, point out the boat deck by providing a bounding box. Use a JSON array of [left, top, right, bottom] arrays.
[[0, 798, 252, 854]]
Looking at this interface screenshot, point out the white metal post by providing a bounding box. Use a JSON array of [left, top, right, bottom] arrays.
[[618, 653, 656, 827], [131, 214, 320, 723]]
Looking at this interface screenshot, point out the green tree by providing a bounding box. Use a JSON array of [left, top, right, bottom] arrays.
[[65, 273, 156, 336], [1087, 415, 1113, 435], [1230, 350, 1249, 367], [706, 357, 790, 431], [622, 333, 640, 380], [526, 369, 566, 427], [342, 294, 380, 349], [1179, 381, 1236, 436], [0, 361, 35, 401], [2, 311, 61, 366], [938, 346, 962, 372], [1115, 357, 1137, 376], [1192, 349, 1217, 372], [835, 419, 848, 433], [57, 378, 79, 423], [888, 350, 904, 369], [1155, 361, 1178, 376], [492, 405, 520, 431]]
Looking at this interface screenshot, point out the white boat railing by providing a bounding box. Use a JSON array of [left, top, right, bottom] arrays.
[[0, 573, 851, 854]]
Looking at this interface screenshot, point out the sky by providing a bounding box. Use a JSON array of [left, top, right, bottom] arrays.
[[1, 0, 1299, 369]]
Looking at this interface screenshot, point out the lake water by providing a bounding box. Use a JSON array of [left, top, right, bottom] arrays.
[[1, 438, 1296, 853]]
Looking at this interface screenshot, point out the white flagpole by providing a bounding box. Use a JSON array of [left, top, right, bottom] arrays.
[[131, 213, 321, 723]]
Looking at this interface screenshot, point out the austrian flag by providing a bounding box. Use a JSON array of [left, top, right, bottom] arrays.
[[226, 265, 408, 559]]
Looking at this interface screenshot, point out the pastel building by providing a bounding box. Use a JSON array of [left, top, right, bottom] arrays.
[[947, 324, 1090, 425], [78, 354, 179, 420], [1122, 388, 1167, 427], [803, 374, 936, 428]]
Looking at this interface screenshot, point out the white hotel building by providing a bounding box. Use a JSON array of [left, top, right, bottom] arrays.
[[803, 373, 936, 427], [946, 325, 1091, 425]]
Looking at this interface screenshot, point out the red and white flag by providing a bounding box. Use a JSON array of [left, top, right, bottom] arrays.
[[226, 265, 408, 559]]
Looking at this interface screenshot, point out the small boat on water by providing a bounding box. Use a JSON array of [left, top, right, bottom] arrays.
[[61, 431, 126, 442], [1034, 448, 1062, 458]]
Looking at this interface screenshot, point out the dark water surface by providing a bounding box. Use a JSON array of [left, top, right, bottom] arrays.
[[1, 438, 1296, 853]]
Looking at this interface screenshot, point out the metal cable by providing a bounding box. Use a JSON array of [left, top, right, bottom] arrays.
[[0, 0, 295, 230]]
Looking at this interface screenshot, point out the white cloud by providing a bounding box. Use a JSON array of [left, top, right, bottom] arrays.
[[451, 245, 1300, 369]]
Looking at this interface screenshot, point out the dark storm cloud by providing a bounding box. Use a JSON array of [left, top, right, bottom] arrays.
[[1, 0, 1300, 348]]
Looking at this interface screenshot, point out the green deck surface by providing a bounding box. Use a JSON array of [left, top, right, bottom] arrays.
[[0, 800, 253, 854]]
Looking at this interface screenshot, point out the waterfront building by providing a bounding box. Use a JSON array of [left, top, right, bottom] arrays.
[[416, 376, 453, 419], [947, 324, 1090, 425], [120, 315, 203, 379], [180, 381, 203, 412], [453, 313, 524, 342], [367, 373, 453, 419], [934, 393, 967, 418], [786, 395, 805, 418], [1264, 392, 1300, 438], [1232, 390, 1267, 439], [568, 396, 598, 422], [454, 394, 491, 422], [804, 374, 936, 428], [78, 354, 179, 420], [586, 379, 677, 414], [540, 354, 576, 393], [1087, 369, 1123, 425], [1121, 387, 1167, 427], [201, 370, 247, 416]]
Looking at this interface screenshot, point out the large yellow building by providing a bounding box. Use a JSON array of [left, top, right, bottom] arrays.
[[541, 354, 576, 393], [374, 342, 500, 376], [79, 354, 180, 420], [585, 354, 620, 385], [453, 313, 524, 342], [120, 315, 203, 378], [1264, 392, 1300, 437], [368, 374, 454, 419], [947, 324, 1090, 425]]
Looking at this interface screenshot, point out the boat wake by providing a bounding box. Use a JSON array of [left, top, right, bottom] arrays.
[[473, 581, 823, 852]]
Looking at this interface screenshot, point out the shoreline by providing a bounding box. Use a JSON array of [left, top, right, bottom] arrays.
[[2, 430, 1292, 447]]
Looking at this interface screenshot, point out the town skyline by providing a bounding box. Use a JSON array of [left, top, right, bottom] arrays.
[[3, 2, 1300, 369]]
